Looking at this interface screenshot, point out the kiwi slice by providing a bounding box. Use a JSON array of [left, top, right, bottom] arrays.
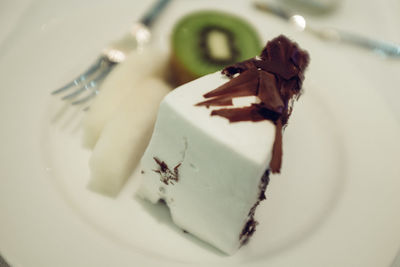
[[170, 11, 262, 85]]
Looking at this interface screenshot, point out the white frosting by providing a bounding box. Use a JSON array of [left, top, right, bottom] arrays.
[[138, 71, 276, 254]]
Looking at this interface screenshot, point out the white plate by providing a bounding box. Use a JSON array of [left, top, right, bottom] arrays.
[[0, 1, 399, 266]]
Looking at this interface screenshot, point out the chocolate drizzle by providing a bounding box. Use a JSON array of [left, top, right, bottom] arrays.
[[196, 35, 310, 173]]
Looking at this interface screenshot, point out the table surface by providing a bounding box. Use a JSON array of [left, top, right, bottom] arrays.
[[0, 0, 399, 266]]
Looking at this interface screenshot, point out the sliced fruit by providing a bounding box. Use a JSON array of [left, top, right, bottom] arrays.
[[83, 48, 168, 149], [170, 11, 262, 85], [88, 78, 172, 197]]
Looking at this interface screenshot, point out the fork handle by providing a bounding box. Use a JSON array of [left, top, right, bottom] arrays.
[[335, 30, 400, 58], [140, 0, 171, 27]]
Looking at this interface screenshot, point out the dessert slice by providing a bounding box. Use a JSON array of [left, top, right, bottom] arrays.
[[138, 35, 309, 254]]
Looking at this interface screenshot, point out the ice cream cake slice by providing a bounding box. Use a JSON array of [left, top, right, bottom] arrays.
[[137, 35, 309, 254]]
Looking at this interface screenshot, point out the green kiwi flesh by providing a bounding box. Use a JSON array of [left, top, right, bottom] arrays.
[[171, 11, 262, 85]]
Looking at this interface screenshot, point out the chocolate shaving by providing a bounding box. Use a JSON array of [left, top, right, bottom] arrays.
[[257, 71, 284, 113], [196, 95, 233, 107], [196, 35, 309, 173], [204, 69, 259, 99], [153, 157, 181, 185], [269, 119, 283, 173], [210, 104, 280, 122]]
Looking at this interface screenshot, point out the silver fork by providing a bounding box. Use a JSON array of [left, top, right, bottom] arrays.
[[254, 1, 400, 58], [52, 0, 171, 105]]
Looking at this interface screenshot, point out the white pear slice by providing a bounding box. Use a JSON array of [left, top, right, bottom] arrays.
[[83, 48, 168, 149], [87, 77, 172, 197]]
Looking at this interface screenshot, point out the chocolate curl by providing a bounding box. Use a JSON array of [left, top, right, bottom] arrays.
[[204, 69, 258, 98], [222, 35, 309, 86], [196, 95, 233, 107], [257, 71, 284, 114], [222, 58, 256, 77], [196, 69, 259, 108], [211, 105, 266, 122], [269, 119, 283, 173], [259, 35, 306, 80], [196, 35, 310, 174], [254, 60, 297, 80]]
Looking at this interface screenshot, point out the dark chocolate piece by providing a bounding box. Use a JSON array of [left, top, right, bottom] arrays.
[[196, 35, 309, 173], [239, 170, 270, 245], [153, 157, 181, 185], [270, 119, 283, 173]]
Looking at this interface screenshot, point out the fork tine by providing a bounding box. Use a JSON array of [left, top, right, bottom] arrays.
[[52, 57, 105, 95], [61, 82, 93, 100], [60, 58, 113, 100], [70, 63, 115, 105], [71, 90, 99, 105]]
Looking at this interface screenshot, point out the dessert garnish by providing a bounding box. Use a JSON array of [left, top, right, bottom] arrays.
[[153, 157, 181, 185], [196, 35, 310, 173]]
